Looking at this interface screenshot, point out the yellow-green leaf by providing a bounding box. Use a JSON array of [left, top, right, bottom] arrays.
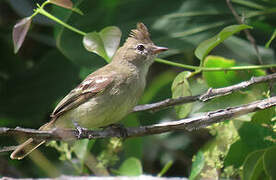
[[195, 24, 252, 61]]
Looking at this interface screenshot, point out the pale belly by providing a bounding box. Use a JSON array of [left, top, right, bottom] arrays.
[[54, 84, 142, 129]]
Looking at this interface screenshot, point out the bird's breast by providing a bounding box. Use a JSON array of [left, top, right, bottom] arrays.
[[55, 74, 145, 129]]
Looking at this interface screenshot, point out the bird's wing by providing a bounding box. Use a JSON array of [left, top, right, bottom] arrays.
[[51, 74, 114, 119]]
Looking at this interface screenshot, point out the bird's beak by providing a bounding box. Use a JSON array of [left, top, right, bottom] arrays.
[[152, 46, 168, 54]]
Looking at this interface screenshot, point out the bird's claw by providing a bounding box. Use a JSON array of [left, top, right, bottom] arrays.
[[73, 121, 87, 139]]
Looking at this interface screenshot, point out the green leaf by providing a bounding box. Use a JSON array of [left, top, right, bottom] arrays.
[[251, 107, 275, 125], [232, 0, 265, 10], [117, 157, 143, 176], [54, 0, 235, 67], [73, 139, 91, 165], [222, 36, 275, 65], [203, 56, 236, 88], [141, 71, 176, 104], [158, 160, 173, 177], [171, 71, 193, 118], [263, 146, 276, 180], [224, 139, 251, 168], [202, 55, 265, 88], [225, 122, 276, 168], [265, 29, 276, 48], [83, 26, 121, 62], [12, 17, 32, 53], [243, 150, 265, 180], [189, 151, 205, 180], [194, 24, 252, 61], [123, 114, 143, 159], [239, 123, 275, 149]]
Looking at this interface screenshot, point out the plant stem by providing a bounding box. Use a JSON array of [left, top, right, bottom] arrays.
[[155, 58, 276, 72], [32, 1, 276, 72], [36, 8, 86, 36]]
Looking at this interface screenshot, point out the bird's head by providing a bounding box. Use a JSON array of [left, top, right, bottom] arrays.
[[113, 23, 168, 67]]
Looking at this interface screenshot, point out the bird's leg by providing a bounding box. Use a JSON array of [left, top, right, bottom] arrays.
[[73, 121, 87, 139], [101, 123, 128, 138]]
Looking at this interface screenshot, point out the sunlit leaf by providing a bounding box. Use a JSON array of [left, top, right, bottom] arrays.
[[83, 26, 121, 62], [12, 17, 32, 53], [243, 150, 265, 180], [100, 26, 122, 59], [83, 32, 108, 61], [189, 151, 205, 180], [171, 71, 193, 118], [263, 146, 276, 180], [195, 24, 252, 61], [202, 55, 265, 88], [117, 157, 143, 176]]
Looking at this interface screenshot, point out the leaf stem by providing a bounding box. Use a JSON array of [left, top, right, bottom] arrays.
[[155, 58, 276, 72], [36, 8, 86, 36], [30, 1, 276, 73]]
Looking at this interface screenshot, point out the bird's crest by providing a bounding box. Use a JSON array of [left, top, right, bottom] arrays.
[[129, 22, 152, 43]]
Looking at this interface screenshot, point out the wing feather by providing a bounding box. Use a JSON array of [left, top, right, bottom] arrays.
[[51, 75, 114, 118]]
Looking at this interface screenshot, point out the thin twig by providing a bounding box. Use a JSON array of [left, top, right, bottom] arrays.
[[226, 0, 263, 64], [1, 96, 276, 142], [133, 73, 276, 112]]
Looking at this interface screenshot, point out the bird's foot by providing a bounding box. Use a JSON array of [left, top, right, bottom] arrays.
[[73, 121, 87, 139], [102, 123, 128, 138]]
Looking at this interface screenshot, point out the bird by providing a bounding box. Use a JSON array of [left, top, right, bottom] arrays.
[[10, 22, 168, 160]]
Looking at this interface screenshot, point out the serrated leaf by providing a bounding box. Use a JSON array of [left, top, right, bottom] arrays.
[[263, 146, 276, 180], [12, 17, 32, 53], [195, 24, 252, 60], [189, 151, 205, 180], [83, 26, 121, 62], [243, 150, 265, 180], [171, 71, 193, 118], [117, 157, 143, 176]]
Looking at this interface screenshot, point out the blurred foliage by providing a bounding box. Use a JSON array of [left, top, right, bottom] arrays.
[[1, 0, 276, 179]]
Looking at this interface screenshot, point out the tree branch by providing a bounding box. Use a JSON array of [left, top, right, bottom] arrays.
[[226, 0, 263, 64], [1, 96, 276, 144], [133, 73, 276, 112]]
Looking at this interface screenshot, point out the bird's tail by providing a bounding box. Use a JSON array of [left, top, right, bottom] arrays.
[[10, 138, 45, 160], [10, 120, 54, 160]]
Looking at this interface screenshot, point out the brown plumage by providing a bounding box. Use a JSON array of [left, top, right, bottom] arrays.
[[130, 22, 152, 44], [10, 22, 167, 160]]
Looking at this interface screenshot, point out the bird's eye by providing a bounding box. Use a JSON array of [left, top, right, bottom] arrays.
[[137, 44, 145, 51]]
